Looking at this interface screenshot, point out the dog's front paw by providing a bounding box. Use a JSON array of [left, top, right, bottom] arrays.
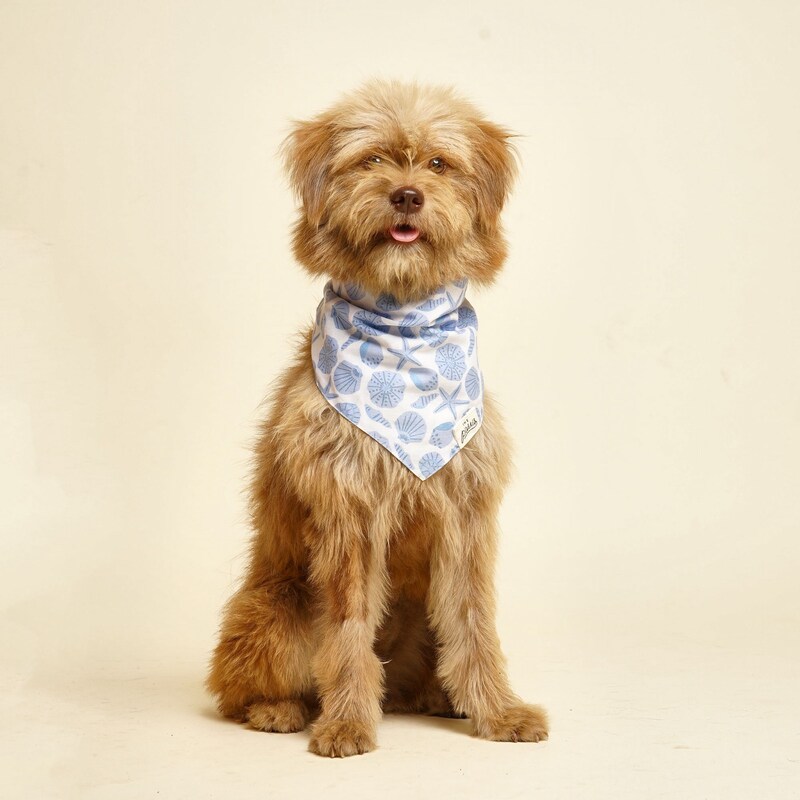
[[476, 703, 549, 743], [308, 718, 376, 758]]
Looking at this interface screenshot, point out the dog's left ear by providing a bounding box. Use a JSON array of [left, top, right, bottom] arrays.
[[281, 116, 336, 228], [471, 120, 518, 230]]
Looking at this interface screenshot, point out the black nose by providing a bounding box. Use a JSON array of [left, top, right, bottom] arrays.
[[390, 186, 424, 214]]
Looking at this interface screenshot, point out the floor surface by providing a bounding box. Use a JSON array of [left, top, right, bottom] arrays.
[[3, 629, 798, 799]]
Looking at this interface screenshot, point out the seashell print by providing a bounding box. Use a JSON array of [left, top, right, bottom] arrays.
[[340, 331, 363, 350], [409, 367, 438, 391], [416, 296, 446, 312], [359, 338, 384, 367], [420, 326, 447, 347], [331, 301, 351, 330], [465, 367, 481, 400], [441, 318, 458, 332], [393, 444, 414, 471], [369, 430, 390, 448], [412, 393, 438, 409], [318, 376, 337, 399], [435, 343, 466, 381], [367, 371, 405, 408], [419, 452, 445, 478], [457, 305, 478, 330], [399, 311, 427, 337], [333, 361, 363, 394], [453, 277, 468, 288], [449, 444, 460, 457], [395, 411, 426, 443], [335, 402, 361, 424], [376, 292, 401, 312], [467, 328, 476, 356], [365, 405, 391, 427], [344, 282, 365, 301], [430, 421, 454, 448], [353, 310, 389, 336], [317, 335, 338, 374]]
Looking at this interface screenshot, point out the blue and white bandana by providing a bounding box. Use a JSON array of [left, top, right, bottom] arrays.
[[311, 279, 483, 480]]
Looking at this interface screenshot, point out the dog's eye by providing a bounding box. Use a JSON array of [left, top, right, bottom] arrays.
[[429, 157, 447, 174], [364, 155, 383, 168]]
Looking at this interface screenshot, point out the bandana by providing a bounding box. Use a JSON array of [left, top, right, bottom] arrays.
[[311, 278, 483, 480]]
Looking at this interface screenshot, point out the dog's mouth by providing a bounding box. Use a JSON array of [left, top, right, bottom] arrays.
[[388, 224, 421, 244]]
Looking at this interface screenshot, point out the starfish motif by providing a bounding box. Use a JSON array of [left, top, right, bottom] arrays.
[[318, 376, 337, 399], [435, 385, 470, 419], [388, 338, 423, 369]]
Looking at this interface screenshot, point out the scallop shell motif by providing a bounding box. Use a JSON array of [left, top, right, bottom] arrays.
[[419, 452, 445, 478], [430, 422, 454, 448], [376, 292, 401, 312], [359, 338, 384, 367], [467, 328, 476, 356], [421, 326, 447, 347], [457, 305, 478, 330], [393, 444, 414, 471], [399, 311, 427, 338], [344, 282, 365, 301], [333, 361, 363, 394], [367, 371, 405, 408], [369, 430, 390, 448], [335, 402, 361, 424], [409, 367, 438, 391], [435, 344, 466, 381], [365, 405, 391, 428], [353, 311, 389, 336], [395, 411, 426, 444], [465, 367, 481, 400], [317, 335, 338, 374], [331, 301, 351, 330], [412, 393, 438, 409]]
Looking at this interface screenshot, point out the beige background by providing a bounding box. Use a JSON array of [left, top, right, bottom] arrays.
[[2, 1, 799, 797]]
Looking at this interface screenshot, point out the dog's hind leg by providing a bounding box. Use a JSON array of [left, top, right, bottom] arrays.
[[207, 454, 316, 731], [206, 574, 315, 730]]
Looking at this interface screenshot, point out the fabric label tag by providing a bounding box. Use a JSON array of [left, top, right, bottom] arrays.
[[453, 407, 481, 449]]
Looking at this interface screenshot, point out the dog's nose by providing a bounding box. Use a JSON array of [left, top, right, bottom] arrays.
[[390, 186, 424, 214]]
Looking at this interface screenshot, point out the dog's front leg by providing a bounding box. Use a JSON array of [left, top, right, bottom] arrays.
[[306, 513, 389, 757], [428, 503, 549, 743]]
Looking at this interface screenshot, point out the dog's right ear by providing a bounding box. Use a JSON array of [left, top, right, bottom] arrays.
[[281, 117, 336, 228]]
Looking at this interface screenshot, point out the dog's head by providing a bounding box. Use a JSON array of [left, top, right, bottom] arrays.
[[282, 80, 517, 300]]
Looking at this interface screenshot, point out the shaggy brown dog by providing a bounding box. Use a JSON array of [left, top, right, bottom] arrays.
[[206, 80, 548, 757]]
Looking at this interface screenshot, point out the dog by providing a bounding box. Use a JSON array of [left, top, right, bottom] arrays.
[[206, 79, 549, 757]]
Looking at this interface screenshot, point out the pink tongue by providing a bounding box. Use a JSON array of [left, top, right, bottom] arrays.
[[390, 225, 420, 243]]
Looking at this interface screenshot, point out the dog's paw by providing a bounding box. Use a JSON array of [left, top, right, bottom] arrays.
[[308, 718, 376, 758], [476, 703, 549, 743], [246, 699, 309, 733]]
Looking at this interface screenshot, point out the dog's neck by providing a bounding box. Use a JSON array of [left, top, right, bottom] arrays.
[[327, 279, 470, 328]]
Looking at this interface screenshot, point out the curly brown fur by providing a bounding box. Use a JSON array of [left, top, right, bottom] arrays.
[[206, 79, 548, 757]]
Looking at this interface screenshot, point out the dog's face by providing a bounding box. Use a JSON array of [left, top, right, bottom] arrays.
[[283, 81, 517, 300]]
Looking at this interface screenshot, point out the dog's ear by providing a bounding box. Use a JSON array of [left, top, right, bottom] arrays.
[[281, 116, 336, 227], [471, 120, 518, 229]]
